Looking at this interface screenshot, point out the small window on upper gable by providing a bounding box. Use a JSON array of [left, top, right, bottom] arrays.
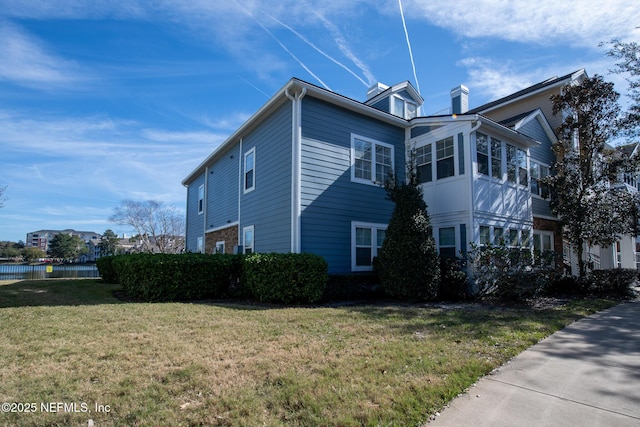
[[391, 95, 417, 119]]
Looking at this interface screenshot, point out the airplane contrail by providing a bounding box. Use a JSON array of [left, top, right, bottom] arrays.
[[267, 13, 370, 87], [232, 0, 331, 90], [398, 0, 421, 95]]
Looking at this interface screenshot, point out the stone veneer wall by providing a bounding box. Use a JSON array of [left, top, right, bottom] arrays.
[[205, 225, 239, 254]]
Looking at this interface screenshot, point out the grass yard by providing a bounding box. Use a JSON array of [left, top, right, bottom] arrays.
[[0, 279, 618, 426]]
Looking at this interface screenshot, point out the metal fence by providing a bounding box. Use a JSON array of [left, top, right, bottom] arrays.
[[0, 264, 100, 280]]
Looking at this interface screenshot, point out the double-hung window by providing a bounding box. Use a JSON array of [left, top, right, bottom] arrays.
[[416, 144, 432, 184], [351, 135, 394, 185], [352, 222, 386, 271], [244, 148, 256, 193], [439, 227, 456, 258], [479, 226, 491, 245], [530, 161, 550, 197], [506, 144, 517, 184], [477, 132, 503, 179], [198, 184, 204, 214], [476, 133, 489, 176], [436, 136, 455, 179], [517, 149, 528, 186], [243, 226, 254, 254], [491, 138, 502, 179], [494, 227, 504, 245]]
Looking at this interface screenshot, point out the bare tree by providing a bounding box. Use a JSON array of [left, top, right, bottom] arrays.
[[109, 200, 185, 254]]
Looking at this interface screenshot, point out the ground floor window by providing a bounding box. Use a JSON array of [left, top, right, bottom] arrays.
[[197, 236, 204, 254], [352, 222, 386, 271], [533, 231, 554, 266], [215, 241, 225, 254], [438, 227, 456, 258], [243, 226, 254, 254]]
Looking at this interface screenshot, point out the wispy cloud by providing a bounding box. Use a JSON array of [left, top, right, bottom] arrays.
[[0, 20, 86, 89], [407, 0, 640, 46]]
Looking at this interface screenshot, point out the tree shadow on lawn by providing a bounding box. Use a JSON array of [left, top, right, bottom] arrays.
[[0, 279, 123, 308]]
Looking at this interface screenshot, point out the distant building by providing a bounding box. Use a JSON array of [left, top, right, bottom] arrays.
[[26, 229, 102, 261]]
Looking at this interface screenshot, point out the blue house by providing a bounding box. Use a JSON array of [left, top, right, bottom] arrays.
[[182, 76, 565, 274]]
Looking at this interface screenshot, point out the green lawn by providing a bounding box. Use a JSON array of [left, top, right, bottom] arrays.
[[0, 279, 618, 426]]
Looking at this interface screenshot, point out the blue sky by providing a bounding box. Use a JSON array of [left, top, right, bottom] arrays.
[[1, 1, 639, 243]]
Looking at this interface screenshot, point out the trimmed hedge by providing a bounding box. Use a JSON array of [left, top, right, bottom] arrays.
[[243, 253, 328, 304], [96, 255, 119, 284], [99, 253, 242, 302]]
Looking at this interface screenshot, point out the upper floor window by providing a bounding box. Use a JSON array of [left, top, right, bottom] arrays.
[[506, 144, 517, 184], [198, 184, 204, 214], [491, 138, 502, 179], [351, 135, 394, 186], [416, 144, 432, 184], [517, 149, 528, 186], [391, 96, 418, 119], [244, 148, 256, 193], [530, 161, 550, 197], [436, 136, 455, 179], [476, 133, 489, 176]]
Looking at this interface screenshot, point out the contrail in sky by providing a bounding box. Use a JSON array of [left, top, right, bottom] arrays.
[[313, 12, 377, 87], [232, 0, 331, 90], [267, 14, 369, 87], [398, 0, 421, 94]]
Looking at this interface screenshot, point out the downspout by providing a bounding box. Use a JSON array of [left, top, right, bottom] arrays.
[[204, 165, 209, 252], [237, 138, 243, 248], [286, 86, 307, 253]]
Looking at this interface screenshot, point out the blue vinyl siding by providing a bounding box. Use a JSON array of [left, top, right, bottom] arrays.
[[370, 98, 389, 114], [518, 117, 555, 218], [206, 146, 239, 230], [519, 119, 555, 166], [185, 174, 205, 252], [300, 97, 405, 273], [240, 102, 292, 253]]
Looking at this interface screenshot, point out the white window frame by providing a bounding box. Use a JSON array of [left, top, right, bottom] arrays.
[[215, 241, 225, 254], [350, 134, 395, 186], [438, 226, 457, 258], [351, 221, 387, 272], [436, 136, 455, 180], [415, 143, 433, 184], [198, 184, 205, 215], [243, 225, 254, 254], [533, 231, 555, 266], [244, 147, 256, 194], [530, 161, 550, 198], [196, 236, 204, 254]]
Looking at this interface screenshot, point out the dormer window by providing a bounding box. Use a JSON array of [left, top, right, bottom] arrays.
[[391, 95, 418, 119]]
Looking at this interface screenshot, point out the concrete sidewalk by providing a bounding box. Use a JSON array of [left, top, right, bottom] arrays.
[[430, 299, 640, 426]]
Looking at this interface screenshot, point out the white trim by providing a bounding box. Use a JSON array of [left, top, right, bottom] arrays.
[[237, 138, 243, 245], [205, 221, 239, 234], [243, 147, 256, 194], [215, 241, 225, 254], [350, 134, 395, 186], [243, 225, 255, 254], [287, 87, 306, 253], [351, 221, 387, 272]]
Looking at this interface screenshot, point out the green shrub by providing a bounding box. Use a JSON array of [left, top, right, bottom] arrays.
[[589, 269, 637, 298], [110, 253, 243, 302], [243, 253, 327, 304], [96, 255, 121, 284], [438, 257, 470, 301], [469, 243, 554, 302], [376, 161, 440, 301]]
